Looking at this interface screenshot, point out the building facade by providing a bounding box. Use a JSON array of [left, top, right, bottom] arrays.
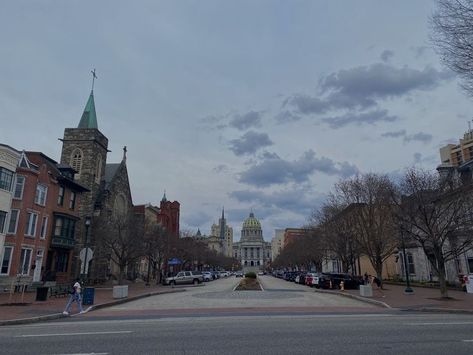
[[271, 229, 284, 261], [233, 212, 271, 272], [210, 209, 233, 257], [0, 144, 20, 282]]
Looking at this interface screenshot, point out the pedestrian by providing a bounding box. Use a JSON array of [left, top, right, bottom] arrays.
[[63, 280, 86, 315], [363, 273, 369, 285], [371, 275, 385, 297]]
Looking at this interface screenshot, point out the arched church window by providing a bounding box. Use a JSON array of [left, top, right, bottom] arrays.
[[95, 154, 102, 183], [70, 149, 83, 175]]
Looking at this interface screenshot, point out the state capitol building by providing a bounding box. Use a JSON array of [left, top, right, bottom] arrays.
[[195, 211, 272, 271]]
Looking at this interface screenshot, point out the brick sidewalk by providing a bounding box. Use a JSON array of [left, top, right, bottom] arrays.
[[332, 283, 473, 312], [0, 282, 174, 322]]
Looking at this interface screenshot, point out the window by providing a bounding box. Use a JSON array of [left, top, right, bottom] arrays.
[[25, 212, 38, 237], [13, 175, 25, 199], [468, 258, 473, 274], [19, 248, 32, 275], [55, 250, 69, 272], [7, 209, 19, 234], [1, 246, 13, 274], [53, 216, 76, 239], [70, 149, 83, 175], [401, 252, 416, 275], [40, 216, 48, 239], [34, 184, 48, 206], [69, 191, 76, 210], [57, 186, 64, 206], [0, 167, 14, 191], [0, 211, 7, 234]]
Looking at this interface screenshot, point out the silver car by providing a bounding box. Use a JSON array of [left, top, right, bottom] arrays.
[[165, 271, 204, 285]]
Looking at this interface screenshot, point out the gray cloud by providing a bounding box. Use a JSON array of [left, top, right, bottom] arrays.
[[286, 63, 453, 115], [404, 132, 433, 144], [229, 111, 263, 130], [381, 129, 407, 138], [380, 50, 394, 62], [213, 164, 229, 173], [229, 131, 273, 156], [322, 109, 398, 129], [229, 187, 326, 216], [239, 150, 358, 187], [381, 130, 432, 144], [275, 110, 301, 123]]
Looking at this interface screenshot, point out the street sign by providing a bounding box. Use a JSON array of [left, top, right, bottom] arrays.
[[168, 258, 182, 265], [79, 248, 94, 274]]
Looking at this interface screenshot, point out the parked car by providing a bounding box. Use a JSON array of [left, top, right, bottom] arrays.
[[258, 271, 264, 276], [219, 271, 230, 277], [295, 273, 307, 285], [235, 270, 243, 277], [165, 271, 204, 285], [202, 271, 213, 282], [321, 273, 362, 289]]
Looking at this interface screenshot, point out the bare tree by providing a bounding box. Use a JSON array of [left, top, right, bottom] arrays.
[[394, 167, 473, 298], [313, 200, 361, 274], [431, 0, 473, 94], [96, 212, 144, 285], [333, 173, 398, 285], [143, 223, 171, 284]]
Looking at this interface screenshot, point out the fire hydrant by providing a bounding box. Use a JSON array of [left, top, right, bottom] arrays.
[[340, 280, 345, 291]]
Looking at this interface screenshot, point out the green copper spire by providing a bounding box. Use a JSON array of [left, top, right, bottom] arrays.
[[78, 91, 98, 129]]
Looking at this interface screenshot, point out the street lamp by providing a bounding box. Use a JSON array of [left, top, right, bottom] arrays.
[[400, 226, 414, 295], [82, 216, 91, 282]]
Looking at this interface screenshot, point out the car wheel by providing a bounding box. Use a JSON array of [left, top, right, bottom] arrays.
[[170, 280, 176, 286], [193, 279, 199, 285]]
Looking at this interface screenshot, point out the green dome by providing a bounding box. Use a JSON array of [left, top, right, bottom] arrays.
[[242, 212, 261, 229]]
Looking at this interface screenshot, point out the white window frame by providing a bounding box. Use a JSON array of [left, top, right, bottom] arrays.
[[19, 247, 33, 275], [13, 175, 25, 200], [1, 246, 13, 275], [34, 184, 48, 206], [69, 191, 76, 210], [57, 186, 65, 206], [7, 209, 20, 235], [25, 211, 38, 237], [40, 216, 48, 239]]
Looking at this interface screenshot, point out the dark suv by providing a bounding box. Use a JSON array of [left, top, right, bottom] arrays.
[[322, 273, 362, 289]]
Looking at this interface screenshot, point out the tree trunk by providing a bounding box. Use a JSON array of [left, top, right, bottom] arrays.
[[118, 265, 125, 285], [375, 262, 383, 289], [437, 262, 449, 298]]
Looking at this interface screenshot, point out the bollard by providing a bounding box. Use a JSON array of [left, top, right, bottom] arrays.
[[340, 280, 345, 291]]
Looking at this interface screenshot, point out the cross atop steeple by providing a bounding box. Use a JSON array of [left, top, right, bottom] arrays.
[[91, 69, 97, 92]]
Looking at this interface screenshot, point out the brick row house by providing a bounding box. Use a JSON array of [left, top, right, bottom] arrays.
[[0, 151, 88, 290]]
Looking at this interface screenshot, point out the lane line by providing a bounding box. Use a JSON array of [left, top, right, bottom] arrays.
[[16, 331, 132, 338], [407, 322, 473, 326], [462, 340, 473, 342]]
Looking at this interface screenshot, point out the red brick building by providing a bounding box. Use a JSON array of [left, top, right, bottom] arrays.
[[2, 151, 87, 288], [157, 193, 180, 238], [283, 228, 307, 249]]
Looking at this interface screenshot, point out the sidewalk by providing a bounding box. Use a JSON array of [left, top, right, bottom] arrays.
[[0, 282, 182, 325], [317, 283, 473, 313]]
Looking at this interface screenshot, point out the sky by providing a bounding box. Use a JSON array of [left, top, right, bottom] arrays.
[[1, 1, 472, 241]]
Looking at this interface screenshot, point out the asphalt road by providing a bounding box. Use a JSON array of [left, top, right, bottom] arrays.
[[3, 276, 472, 354], [2, 313, 473, 354]]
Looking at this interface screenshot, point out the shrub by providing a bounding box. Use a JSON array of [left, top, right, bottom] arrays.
[[245, 272, 257, 279]]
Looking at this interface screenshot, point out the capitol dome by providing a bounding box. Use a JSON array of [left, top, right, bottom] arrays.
[[241, 212, 263, 242], [242, 212, 261, 229]]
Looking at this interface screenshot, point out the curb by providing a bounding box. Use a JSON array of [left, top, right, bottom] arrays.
[[0, 288, 185, 327], [313, 288, 391, 309], [401, 307, 473, 315]]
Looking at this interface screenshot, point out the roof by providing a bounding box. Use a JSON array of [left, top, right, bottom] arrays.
[[104, 163, 121, 188], [242, 212, 261, 230], [78, 91, 98, 129]]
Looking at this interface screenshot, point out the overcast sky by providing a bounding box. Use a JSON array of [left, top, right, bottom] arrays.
[[1, 1, 471, 241]]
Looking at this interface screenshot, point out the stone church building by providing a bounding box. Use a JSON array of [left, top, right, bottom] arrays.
[[60, 89, 134, 282]]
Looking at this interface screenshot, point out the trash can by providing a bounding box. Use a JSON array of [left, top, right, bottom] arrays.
[[82, 287, 95, 305], [36, 287, 49, 301]]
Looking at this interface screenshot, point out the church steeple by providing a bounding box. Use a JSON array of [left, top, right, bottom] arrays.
[[78, 91, 98, 129]]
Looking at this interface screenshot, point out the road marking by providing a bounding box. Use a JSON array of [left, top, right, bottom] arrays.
[[54, 353, 108, 355], [16, 331, 132, 338], [463, 340, 473, 342], [407, 322, 473, 326]]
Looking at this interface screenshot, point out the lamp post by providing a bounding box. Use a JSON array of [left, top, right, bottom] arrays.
[[400, 227, 414, 294], [82, 216, 91, 283]]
